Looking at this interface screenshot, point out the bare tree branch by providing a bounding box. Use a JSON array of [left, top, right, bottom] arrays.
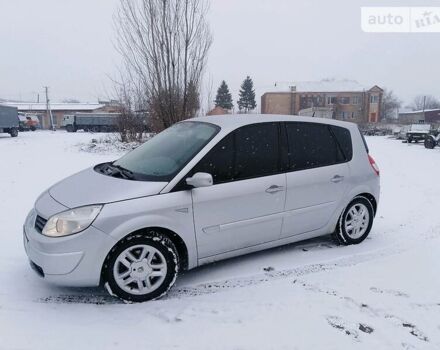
[[114, 0, 212, 132]]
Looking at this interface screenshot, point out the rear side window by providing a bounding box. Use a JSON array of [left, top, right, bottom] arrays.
[[359, 128, 369, 153], [192, 123, 280, 184], [285, 122, 345, 171], [330, 125, 353, 161]]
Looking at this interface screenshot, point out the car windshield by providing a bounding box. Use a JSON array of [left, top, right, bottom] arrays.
[[113, 121, 219, 181]]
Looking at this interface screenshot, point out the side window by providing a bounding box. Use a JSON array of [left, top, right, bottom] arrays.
[[192, 123, 280, 184], [192, 133, 235, 184], [286, 122, 344, 171], [330, 125, 353, 161], [234, 123, 279, 180]]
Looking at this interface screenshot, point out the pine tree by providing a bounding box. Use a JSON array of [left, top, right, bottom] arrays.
[[237, 76, 256, 113], [214, 80, 233, 110]]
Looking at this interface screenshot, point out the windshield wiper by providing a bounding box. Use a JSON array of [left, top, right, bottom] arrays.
[[97, 162, 135, 180], [111, 164, 135, 180]]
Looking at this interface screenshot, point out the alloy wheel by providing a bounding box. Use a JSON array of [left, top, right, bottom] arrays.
[[344, 203, 370, 239], [113, 244, 168, 295]]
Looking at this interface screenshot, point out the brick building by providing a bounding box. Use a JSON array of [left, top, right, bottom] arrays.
[[261, 80, 383, 124], [207, 106, 230, 116]]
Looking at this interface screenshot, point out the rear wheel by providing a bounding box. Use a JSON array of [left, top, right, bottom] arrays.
[[103, 232, 179, 302], [425, 137, 436, 149], [332, 197, 374, 245]]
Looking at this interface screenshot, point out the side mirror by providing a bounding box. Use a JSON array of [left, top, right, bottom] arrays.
[[186, 172, 213, 188]]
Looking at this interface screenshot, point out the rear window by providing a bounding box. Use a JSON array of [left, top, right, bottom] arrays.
[[330, 125, 353, 161], [285, 122, 345, 171]]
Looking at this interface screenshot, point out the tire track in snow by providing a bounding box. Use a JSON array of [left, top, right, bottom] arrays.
[[296, 280, 430, 344], [167, 243, 406, 299], [37, 225, 440, 304], [167, 222, 440, 299]]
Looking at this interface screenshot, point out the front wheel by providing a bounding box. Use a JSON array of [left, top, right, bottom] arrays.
[[103, 232, 179, 302], [333, 197, 374, 245], [9, 128, 18, 137]]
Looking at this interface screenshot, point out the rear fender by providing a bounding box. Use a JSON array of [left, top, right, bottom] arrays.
[[326, 184, 379, 233]]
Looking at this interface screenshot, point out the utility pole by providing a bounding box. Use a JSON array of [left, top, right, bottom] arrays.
[[44, 86, 55, 130], [422, 95, 426, 123]]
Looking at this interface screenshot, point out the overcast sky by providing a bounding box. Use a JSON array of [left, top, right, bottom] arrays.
[[1, 0, 439, 107]]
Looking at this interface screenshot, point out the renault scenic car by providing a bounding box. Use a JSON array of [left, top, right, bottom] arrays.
[[23, 115, 380, 302]]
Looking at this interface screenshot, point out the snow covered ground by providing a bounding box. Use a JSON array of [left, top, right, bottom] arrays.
[[1, 130, 440, 350]]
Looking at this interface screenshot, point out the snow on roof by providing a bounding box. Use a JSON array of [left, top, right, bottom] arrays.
[[269, 79, 369, 93], [399, 108, 440, 114], [1, 102, 105, 112]]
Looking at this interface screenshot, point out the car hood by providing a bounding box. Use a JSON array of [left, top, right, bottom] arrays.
[[49, 166, 168, 208]]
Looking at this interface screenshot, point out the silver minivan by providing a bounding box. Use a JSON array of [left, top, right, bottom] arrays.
[[23, 115, 380, 302]]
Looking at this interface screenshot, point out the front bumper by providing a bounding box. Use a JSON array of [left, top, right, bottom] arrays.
[[23, 209, 117, 287]]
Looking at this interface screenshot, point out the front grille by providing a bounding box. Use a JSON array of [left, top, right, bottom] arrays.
[[35, 215, 48, 233]]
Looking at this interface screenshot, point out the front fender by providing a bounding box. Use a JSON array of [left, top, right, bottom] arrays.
[[92, 192, 198, 269]]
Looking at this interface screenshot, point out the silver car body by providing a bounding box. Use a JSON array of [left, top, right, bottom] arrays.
[[23, 115, 380, 286]]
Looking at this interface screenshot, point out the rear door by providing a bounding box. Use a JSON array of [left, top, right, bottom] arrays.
[[281, 122, 351, 238], [190, 122, 287, 258]]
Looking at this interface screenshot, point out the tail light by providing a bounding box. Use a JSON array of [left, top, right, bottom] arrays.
[[368, 154, 380, 176]]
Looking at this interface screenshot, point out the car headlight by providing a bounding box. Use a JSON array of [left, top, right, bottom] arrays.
[[42, 205, 103, 237]]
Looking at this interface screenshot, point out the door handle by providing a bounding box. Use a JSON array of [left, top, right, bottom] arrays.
[[331, 175, 344, 183], [265, 185, 285, 194]]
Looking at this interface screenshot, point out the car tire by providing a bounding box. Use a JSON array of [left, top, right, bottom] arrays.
[[103, 231, 179, 303], [332, 197, 374, 245], [9, 128, 18, 138], [66, 125, 74, 133], [425, 138, 436, 149]]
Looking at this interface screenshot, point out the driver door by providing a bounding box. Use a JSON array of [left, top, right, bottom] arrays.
[[189, 122, 286, 258]]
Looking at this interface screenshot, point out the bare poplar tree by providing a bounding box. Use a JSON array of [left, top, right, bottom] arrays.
[[411, 95, 440, 111], [381, 89, 401, 120], [203, 73, 214, 115], [114, 0, 212, 132]]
